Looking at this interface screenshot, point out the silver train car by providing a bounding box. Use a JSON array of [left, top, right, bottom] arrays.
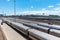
[[37, 22, 60, 30], [4, 20, 30, 36], [22, 22, 50, 33], [21, 22, 60, 37], [50, 29, 60, 37], [28, 29, 60, 40], [2, 19, 60, 40]]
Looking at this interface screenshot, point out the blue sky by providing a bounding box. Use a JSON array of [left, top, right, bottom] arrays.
[[0, 0, 60, 15]]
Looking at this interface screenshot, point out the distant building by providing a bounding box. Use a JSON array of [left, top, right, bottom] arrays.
[[0, 14, 3, 17], [49, 15, 59, 18]]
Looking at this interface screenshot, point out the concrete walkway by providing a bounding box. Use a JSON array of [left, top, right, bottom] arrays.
[[0, 20, 5, 40], [0, 20, 26, 40]]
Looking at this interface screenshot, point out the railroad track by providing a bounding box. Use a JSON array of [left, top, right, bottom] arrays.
[[19, 18, 60, 25]]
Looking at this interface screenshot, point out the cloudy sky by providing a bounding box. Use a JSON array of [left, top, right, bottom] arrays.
[[0, 0, 60, 15]]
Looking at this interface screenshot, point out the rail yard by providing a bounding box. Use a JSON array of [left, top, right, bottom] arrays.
[[0, 17, 59, 40]]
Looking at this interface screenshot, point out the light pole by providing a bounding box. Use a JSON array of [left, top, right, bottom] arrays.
[[14, 0, 16, 22]]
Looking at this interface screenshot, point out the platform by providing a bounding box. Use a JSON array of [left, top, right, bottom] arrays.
[[0, 20, 26, 40]]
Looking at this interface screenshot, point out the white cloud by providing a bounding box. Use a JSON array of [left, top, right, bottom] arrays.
[[53, 7, 60, 11], [48, 6, 54, 8], [7, 0, 10, 2], [57, 4, 60, 6], [41, 8, 46, 11], [30, 6, 34, 9], [18, 7, 60, 16]]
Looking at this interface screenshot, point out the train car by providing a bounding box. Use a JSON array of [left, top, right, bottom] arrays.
[[2, 19, 60, 40], [3, 19, 30, 36], [28, 29, 60, 40], [37, 22, 60, 30], [22, 22, 60, 37], [50, 29, 60, 37], [22, 22, 50, 33]]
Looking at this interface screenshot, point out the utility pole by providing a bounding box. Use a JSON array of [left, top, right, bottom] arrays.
[[14, 0, 16, 22], [5, 13, 6, 17], [43, 13, 45, 16]]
